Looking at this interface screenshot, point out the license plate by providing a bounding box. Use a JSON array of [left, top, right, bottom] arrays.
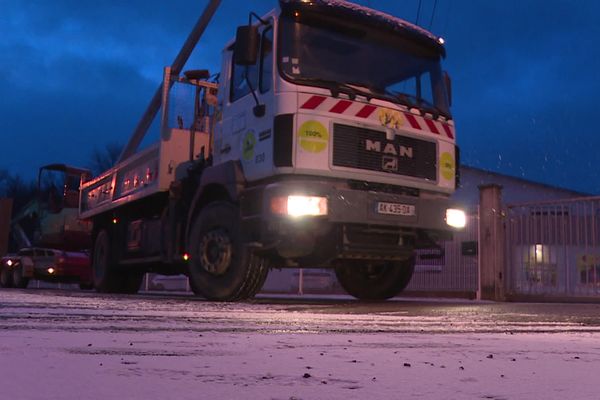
[[376, 202, 416, 216]]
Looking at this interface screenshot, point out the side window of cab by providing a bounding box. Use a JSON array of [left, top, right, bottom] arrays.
[[230, 26, 273, 102], [259, 27, 273, 93]]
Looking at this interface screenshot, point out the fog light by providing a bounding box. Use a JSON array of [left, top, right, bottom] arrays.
[[446, 208, 466, 229], [271, 195, 328, 217]]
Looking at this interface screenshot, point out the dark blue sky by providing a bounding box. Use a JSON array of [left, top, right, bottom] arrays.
[[1, 1, 599, 193]]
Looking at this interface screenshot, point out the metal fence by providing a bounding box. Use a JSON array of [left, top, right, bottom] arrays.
[[405, 213, 479, 295], [506, 197, 600, 298]]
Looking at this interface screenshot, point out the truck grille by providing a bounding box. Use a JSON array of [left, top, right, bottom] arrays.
[[332, 124, 437, 181]]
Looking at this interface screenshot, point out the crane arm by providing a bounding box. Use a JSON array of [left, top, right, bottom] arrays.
[[118, 0, 223, 162]]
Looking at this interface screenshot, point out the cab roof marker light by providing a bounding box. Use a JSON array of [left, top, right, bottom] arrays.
[[438, 37, 445, 45]]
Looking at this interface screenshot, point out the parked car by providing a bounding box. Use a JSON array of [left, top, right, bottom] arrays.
[[0, 247, 92, 289]]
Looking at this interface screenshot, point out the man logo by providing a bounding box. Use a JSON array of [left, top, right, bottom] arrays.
[[365, 139, 414, 159], [382, 156, 398, 172]]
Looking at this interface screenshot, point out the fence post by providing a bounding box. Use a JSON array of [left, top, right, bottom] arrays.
[[0, 198, 13, 257], [478, 185, 506, 301], [298, 268, 304, 295]]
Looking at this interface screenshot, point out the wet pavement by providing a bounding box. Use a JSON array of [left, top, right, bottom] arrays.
[[2, 289, 600, 399], [2, 289, 600, 335]]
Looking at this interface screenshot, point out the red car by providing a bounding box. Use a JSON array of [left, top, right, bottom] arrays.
[[0, 247, 92, 289]]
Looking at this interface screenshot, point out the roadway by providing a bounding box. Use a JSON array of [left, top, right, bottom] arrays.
[[1, 289, 599, 399]]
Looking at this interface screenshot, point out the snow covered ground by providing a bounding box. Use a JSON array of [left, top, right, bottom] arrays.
[[1, 290, 600, 399]]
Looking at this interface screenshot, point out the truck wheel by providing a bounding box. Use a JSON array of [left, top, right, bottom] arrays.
[[0, 268, 13, 288], [188, 202, 268, 301], [92, 230, 123, 293], [12, 266, 29, 289], [334, 257, 415, 301]]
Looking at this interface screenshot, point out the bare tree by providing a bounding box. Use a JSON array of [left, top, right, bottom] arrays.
[[0, 172, 36, 214], [0, 169, 9, 194], [89, 142, 123, 176]]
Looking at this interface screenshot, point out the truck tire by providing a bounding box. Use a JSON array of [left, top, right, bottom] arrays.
[[188, 201, 268, 301], [334, 257, 415, 301], [12, 266, 29, 289], [92, 230, 123, 293], [0, 268, 13, 288]]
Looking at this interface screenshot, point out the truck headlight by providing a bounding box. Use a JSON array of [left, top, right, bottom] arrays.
[[446, 208, 466, 229], [271, 195, 328, 217]]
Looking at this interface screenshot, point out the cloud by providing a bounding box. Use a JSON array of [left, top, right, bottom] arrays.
[[439, 0, 600, 192], [1, 0, 599, 193], [0, 42, 155, 179]]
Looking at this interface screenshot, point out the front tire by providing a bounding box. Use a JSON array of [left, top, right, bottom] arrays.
[[334, 257, 415, 301], [188, 202, 268, 301], [0, 268, 13, 288], [92, 230, 123, 293], [12, 266, 29, 289]]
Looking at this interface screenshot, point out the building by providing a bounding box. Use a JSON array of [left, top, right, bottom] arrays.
[[454, 166, 589, 207]]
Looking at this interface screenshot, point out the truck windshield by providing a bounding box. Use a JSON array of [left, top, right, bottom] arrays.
[[279, 13, 451, 118]]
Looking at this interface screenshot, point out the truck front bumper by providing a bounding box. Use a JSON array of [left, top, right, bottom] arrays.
[[241, 179, 461, 266]]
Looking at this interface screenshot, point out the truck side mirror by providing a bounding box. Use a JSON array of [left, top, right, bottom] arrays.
[[444, 71, 452, 107], [234, 25, 259, 66]]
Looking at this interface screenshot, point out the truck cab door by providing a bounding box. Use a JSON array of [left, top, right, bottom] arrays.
[[215, 23, 274, 181]]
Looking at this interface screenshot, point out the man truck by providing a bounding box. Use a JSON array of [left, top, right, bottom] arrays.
[[79, 0, 465, 301]]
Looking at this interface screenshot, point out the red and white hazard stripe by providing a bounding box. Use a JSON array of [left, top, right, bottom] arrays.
[[299, 94, 455, 139]]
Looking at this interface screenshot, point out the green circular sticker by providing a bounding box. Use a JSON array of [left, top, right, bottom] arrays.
[[298, 120, 329, 153], [440, 152, 456, 181], [242, 131, 256, 161]]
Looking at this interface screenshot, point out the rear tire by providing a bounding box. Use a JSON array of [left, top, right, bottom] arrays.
[[92, 230, 123, 293], [188, 202, 268, 301], [334, 257, 415, 301], [12, 266, 29, 289], [0, 268, 13, 288]]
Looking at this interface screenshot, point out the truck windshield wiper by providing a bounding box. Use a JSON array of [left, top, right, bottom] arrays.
[[293, 77, 448, 118], [293, 78, 372, 100], [353, 85, 415, 110], [385, 90, 449, 119]]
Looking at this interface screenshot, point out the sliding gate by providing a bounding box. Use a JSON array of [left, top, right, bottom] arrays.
[[506, 197, 600, 298]]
